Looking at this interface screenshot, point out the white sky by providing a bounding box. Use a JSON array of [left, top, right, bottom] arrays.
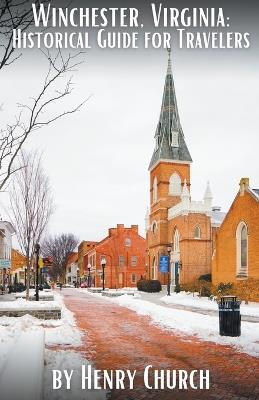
[[0, 45, 258, 245]]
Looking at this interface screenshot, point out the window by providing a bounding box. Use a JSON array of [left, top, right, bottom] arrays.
[[119, 255, 125, 267], [151, 256, 156, 280], [131, 273, 137, 284], [171, 131, 179, 147], [152, 221, 157, 234], [125, 238, 131, 247], [236, 222, 248, 277], [131, 256, 137, 266], [153, 177, 158, 203], [173, 229, 180, 253], [194, 226, 201, 239], [169, 173, 181, 196], [68, 267, 71, 273]]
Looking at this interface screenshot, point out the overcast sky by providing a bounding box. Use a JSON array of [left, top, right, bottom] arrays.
[[0, 0, 258, 246]]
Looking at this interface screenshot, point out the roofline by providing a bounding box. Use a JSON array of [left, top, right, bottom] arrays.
[[247, 187, 259, 202], [0, 221, 16, 235], [149, 158, 192, 172]]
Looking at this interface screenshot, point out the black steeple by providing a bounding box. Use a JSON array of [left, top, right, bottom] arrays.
[[149, 50, 192, 171]]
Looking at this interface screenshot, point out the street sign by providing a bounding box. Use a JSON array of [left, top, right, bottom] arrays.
[[159, 255, 169, 273], [0, 259, 11, 269]]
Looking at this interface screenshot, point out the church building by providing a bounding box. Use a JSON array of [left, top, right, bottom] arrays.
[[146, 51, 222, 287], [212, 178, 259, 285]]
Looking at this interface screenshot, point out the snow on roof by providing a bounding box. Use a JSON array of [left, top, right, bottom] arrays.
[[211, 209, 226, 227]]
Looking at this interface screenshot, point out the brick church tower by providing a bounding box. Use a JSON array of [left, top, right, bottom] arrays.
[[146, 51, 213, 287]]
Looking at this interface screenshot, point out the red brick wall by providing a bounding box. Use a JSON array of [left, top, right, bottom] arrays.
[[147, 160, 212, 284], [212, 190, 259, 285], [90, 225, 146, 288]]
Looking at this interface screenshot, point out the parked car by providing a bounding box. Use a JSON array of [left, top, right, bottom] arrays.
[[11, 283, 26, 293], [80, 282, 88, 288]]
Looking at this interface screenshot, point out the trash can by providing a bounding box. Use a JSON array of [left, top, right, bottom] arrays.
[[218, 295, 241, 337]]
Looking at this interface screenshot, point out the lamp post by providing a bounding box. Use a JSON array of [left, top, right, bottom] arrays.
[[167, 245, 172, 296], [35, 243, 40, 301], [101, 257, 106, 291], [87, 263, 91, 287]]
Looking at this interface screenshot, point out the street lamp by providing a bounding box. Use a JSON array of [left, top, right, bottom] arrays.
[[35, 243, 40, 301], [87, 263, 91, 288], [101, 257, 106, 291], [167, 245, 172, 296]]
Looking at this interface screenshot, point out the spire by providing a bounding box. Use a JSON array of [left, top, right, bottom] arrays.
[[167, 47, 172, 75], [204, 181, 213, 210], [204, 181, 213, 201], [181, 179, 190, 200], [149, 50, 192, 171]]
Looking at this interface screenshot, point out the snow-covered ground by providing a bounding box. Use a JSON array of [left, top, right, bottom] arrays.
[[0, 297, 60, 310], [0, 292, 106, 400], [44, 350, 106, 400], [82, 290, 259, 358], [161, 292, 259, 317]]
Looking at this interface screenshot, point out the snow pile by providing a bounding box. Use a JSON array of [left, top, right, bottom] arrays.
[[0, 297, 60, 310], [161, 292, 217, 310], [44, 350, 106, 400], [0, 292, 81, 347], [161, 292, 259, 318], [109, 294, 259, 357], [15, 289, 54, 299]]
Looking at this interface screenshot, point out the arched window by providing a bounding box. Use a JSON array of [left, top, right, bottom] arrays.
[[194, 226, 201, 239], [169, 173, 181, 196], [236, 222, 248, 277], [152, 221, 157, 234], [153, 177, 158, 203], [173, 229, 180, 253]]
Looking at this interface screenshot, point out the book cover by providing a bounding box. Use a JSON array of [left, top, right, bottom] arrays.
[[0, 1, 258, 399]]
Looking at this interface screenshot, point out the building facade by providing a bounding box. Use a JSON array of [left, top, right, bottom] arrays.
[[0, 220, 15, 289], [10, 249, 27, 284], [78, 241, 98, 281], [86, 224, 146, 288], [146, 52, 221, 287], [212, 178, 259, 285], [65, 252, 79, 285]]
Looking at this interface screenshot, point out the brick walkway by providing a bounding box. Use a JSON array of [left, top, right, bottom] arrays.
[[62, 289, 259, 400]]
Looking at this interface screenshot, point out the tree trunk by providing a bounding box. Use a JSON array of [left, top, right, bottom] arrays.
[[26, 252, 30, 301]]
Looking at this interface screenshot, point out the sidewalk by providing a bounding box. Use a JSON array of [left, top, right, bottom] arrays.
[[62, 288, 259, 400], [0, 292, 16, 302], [138, 289, 259, 323]]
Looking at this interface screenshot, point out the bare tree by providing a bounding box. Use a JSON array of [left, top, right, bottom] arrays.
[[9, 150, 54, 299], [0, 1, 86, 190], [0, 49, 86, 190], [41, 234, 79, 282], [0, 0, 42, 70]]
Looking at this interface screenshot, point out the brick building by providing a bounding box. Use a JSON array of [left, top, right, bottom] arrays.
[[146, 51, 225, 287], [78, 241, 98, 280], [86, 224, 146, 288], [212, 178, 259, 285]]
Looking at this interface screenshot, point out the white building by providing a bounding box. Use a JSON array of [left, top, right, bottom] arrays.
[[0, 220, 16, 289]]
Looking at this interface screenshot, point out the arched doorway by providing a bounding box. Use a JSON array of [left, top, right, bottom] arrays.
[[151, 256, 157, 280]]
